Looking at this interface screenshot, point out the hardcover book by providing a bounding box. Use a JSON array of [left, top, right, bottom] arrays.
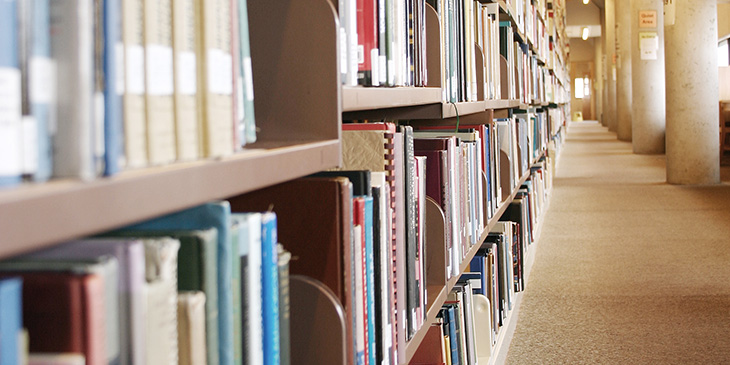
[[171, 0, 200, 161], [177, 291, 207, 365], [0, 277, 23, 365]]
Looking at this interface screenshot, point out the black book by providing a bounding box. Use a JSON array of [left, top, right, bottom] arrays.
[[311, 170, 372, 197]]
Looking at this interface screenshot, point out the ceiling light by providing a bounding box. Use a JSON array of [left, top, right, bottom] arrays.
[[583, 0, 590, 4], [581, 27, 589, 40]]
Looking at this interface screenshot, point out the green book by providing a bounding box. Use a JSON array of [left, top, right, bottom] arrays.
[[230, 221, 243, 365]]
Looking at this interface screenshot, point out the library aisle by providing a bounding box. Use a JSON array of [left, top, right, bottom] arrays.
[[506, 121, 730, 364]]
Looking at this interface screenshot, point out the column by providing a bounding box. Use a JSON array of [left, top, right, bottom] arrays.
[[631, 0, 665, 154], [604, 0, 617, 131], [594, 32, 604, 124], [616, 0, 632, 141], [665, 0, 720, 184]]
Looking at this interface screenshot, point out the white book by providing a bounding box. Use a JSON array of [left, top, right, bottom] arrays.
[[49, 0, 95, 180], [144, 237, 181, 365], [171, 0, 199, 161], [236, 213, 263, 365], [123, 0, 149, 168], [177, 291, 208, 365]]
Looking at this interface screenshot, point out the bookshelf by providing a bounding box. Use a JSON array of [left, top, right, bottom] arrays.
[[0, 0, 569, 363]]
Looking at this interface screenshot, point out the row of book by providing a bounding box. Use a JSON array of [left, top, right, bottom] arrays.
[[340, 0, 428, 87], [0, 0, 256, 186], [0, 202, 289, 365], [410, 162, 552, 365]]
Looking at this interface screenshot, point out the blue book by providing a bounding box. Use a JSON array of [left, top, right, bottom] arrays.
[[0, 0, 23, 186], [445, 305, 460, 365], [125, 202, 233, 365], [364, 196, 376, 365], [0, 278, 22, 365], [469, 254, 487, 296], [102, 0, 122, 175], [260, 212, 280, 365], [20, 0, 53, 181]]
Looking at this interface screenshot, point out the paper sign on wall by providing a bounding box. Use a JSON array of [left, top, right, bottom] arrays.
[[640, 32, 659, 60], [639, 10, 657, 28]]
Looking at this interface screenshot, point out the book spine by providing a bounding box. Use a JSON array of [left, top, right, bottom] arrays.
[[0, 0, 23, 186], [237, 0, 255, 144], [231, 222, 243, 365], [0, 278, 23, 365], [364, 197, 377, 365], [277, 245, 291, 365], [261, 213, 280, 365], [171, 0, 200, 161]]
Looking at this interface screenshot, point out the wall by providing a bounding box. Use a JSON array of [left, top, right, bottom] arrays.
[[719, 4, 730, 39]]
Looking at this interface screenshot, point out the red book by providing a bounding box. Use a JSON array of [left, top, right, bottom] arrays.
[[1, 272, 106, 365], [356, 0, 378, 85]]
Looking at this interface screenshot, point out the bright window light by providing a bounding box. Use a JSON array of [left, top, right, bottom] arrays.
[[719, 40, 729, 67], [575, 78, 584, 99]]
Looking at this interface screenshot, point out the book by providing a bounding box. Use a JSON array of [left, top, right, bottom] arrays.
[[144, 0, 176, 165], [409, 324, 446, 365], [2, 255, 121, 365], [121, 202, 233, 365], [142, 237, 181, 365], [195, 0, 234, 158], [122, 0, 148, 168], [353, 197, 366, 365], [27, 354, 86, 365], [236, 0, 256, 144], [49, 0, 97, 179], [177, 291, 207, 365], [102, 0, 123, 175], [20, 238, 147, 365], [357, 0, 379, 86], [0, 277, 23, 365], [232, 213, 263, 365], [230, 218, 243, 365], [277, 244, 292, 365], [0, 266, 107, 365], [19, 0, 55, 181], [0, 0, 23, 186], [399, 125, 418, 339], [371, 172, 393, 365], [171, 0, 200, 161], [105, 228, 219, 365], [260, 212, 280, 365], [228, 177, 355, 365]]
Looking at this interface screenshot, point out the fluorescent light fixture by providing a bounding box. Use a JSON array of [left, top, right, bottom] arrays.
[[583, 0, 590, 4], [581, 27, 589, 40]]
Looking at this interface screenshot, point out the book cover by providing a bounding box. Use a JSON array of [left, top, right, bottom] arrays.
[[228, 177, 355, 365], [260, 212, 280, 365], [356, 0, 379, 86], [122, 0, 148, 168], [122, 202, 232, 365], [21, 238, 147, 365], [171, 0, 200, 161], [371, 173, 393, 365], [0, 277, 22, 365], [230, 219, 243, 365], [195, 0, 234, 158], [353, 197, 366, 365], [363, 196, 376, 365], [177, 291, 207, 365], [399, 126, 418, 339], [0, 0, 23, 186]]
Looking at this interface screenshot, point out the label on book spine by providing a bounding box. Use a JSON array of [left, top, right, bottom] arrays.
[[126, 45, 145, 94], [207, 49, 232, 95], [242, 57, 253, 101], [0, 67, 22, 176], [177, 51, 196, 95], [146, 45, 174, 95], [29, 57, 55, 104]]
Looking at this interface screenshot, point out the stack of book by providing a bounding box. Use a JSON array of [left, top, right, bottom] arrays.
[[0, 0, 257, 187]]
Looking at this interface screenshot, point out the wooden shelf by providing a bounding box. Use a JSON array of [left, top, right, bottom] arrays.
[[0, 139, 340, 258], [342, 86, 442, 112], [485, 99, 521, 110], [404, 171, 530, 363]]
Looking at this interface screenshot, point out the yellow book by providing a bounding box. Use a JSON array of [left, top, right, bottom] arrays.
[[123, 0, 148, 168], [195, 0, 234, 158], [145, 0, 177, 165], [171, 0, 199, 161]]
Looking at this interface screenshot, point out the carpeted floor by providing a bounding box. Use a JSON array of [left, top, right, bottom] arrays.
[[505, 121, 730, 364]]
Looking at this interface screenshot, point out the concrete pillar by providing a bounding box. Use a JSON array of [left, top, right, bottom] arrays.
[[594, 34, 604, 124], [630, 0, 665, 154], [616, 0, 632, 141], [604, 0, 617, 131], [665, 0, 720, 184]]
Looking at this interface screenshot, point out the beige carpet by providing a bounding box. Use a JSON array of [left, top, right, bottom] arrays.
[[505, 121, 730, 364]]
